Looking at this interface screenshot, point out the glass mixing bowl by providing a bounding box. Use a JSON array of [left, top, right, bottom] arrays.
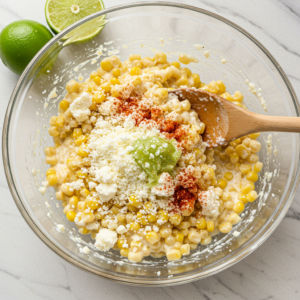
[[3, 2, 300, 286]]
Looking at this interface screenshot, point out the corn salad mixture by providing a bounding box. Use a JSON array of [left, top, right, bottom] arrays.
[[43, 52, 262, 262]]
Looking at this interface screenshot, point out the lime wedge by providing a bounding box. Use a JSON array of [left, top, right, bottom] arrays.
[[45, 0, 106, 42]]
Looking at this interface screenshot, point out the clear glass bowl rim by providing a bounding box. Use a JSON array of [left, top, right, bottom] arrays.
[[2, 1, 300, 286]]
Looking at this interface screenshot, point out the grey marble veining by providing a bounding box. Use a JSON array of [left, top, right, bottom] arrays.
[[0, 0, 300, 299]]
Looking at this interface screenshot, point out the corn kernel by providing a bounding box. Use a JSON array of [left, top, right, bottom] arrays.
[[201, 235, 212, 245], [146, 231, 159, 244], [247, 190, 258, 202], [236, 144, 250, 159], [196, 217, 206, 230], [101, 59, 113, 71], [207, 220, 214, 232], [166, 249, 182, 261], [233, 201, 245, 214], [110, 78, 120, 85], [241, 182, 255, 194], [130, 67, 142, 76], [75, 135, 87, 146], [233, 91, 244, 102], [59, 100, 69, 111], [219, 222, 232, 233], [46, 156, 57, 165], [246, 154, 259, 164], [112, 68, 121, 77], [80, 188, 90, 197], [147, 214, 157, 222], [69, 196, 79, 208], [227, 212, 241, 225], [254, 161, 263, 173], [77, 201, 86, 212], [176, 76, 188, 86], [66, 211, 76, 222], [248, 133, 260, 139], [171, 61, 180, 68], [238, 193, 248, 204], [224, 172, 233, 181], [120, 248, 129, 257], [240, 164, 251, 174], [46, 168, 56, 176], [216, 80, 226, 94], [66, 80, 79, 93], [46, 174, 58, 186], [188, 231, 201, 243], [218, 178, 227, 189], [72, 128, 83, 139], [169, 213, 182, 226], [180, 244, 190, 256], [92, 92, 106, 103], [48, 126, 59, 137], [117, 238, 125, 249], [100, 82, 112, 93], [155, 52, 167, 63], [174, 233, 184, 243], [246, 171, 259, 182], [77, 145, 89, 157], [86, 199, 100, 210], [230, 152, 239, 163]]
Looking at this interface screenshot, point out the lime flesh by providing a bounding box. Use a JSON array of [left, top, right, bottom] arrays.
[[45, 0, 106, 40], [130, 136, 182, 187]]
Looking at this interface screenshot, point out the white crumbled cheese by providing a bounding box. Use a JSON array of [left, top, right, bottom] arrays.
[[198, 189, 220, 218], [145, 226, 152, 232], [88, 182, 97, 189], [96, 183, 118, 202], [56, 224, 65, 233], [70, 92, 92, 122], [95, 228, 118, 251], [80, 246, 90, 254], [151, 172, 175, 197], [41, 181, 49, 187], [194, 44, 204, 50], [38, 187, 47, 195], [153, 225, 159, 232], [116, 225, 127, 234], [85, 222, 99, 230], [87, 116, 160, 203], [145, 162, 150, 168], [233, 231, 240, 237], [221, 58, 227, 64], [66, 179, 85, 191]]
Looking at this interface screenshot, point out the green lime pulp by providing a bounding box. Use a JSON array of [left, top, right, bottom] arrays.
[[130, 136, 181, 187]]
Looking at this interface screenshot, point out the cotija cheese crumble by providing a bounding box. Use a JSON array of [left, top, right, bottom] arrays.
[[43, 52, 263, 262]]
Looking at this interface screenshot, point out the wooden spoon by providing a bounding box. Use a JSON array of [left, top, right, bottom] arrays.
[[170, 88, 300, 148]]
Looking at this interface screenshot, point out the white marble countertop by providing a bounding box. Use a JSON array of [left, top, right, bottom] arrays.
[[1, 0, 300, 299]]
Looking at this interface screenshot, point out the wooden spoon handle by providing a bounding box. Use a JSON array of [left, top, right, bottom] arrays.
[[250, 113, 300, 133]]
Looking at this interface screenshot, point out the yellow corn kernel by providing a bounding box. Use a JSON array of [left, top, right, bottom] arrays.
[[216, 80, 226, 94], [49, 116, 58, 126], [120, 248, 129, 257], [137, 212, 148, 226], [219, 222, 232, 233], [250, 140, 261, 153], [144, 201, 153, 211], [154, 88, 168, 100], [55, 191, 64, 201], [112, 68, 121, 77], [86, 199, 100, 210], [44, 147, 56, 156], [46, 156, 57, 165], [218, 178, 227, 189], [129, 54, 141, 61], [196, 217, 207, 230], [80, 188, 90, 197], [101, 59, 113, 71], [236, 144, 250, 159], [130, 67, 142, 76], [110, 78, 120, 85], [206, 221, 214, 232], [221, 92, 233, 101], [246, 171, 259, 182], [72, 128, 83, 139], [222, 192, 232, 201], [146, 231, 159, 244], [233, 201, 245, 214], [201, 235, 212, 246], [59, 100, 69, 111], [248, 133, 260, 139], [77, 201, 86, 212], [240, 164, 251, 174], [174, 232, 184, 243], [171, 61, 180, 68], [247, 190, 258, 202], [90, 71, 98, 79], [238, 193, 248, 204], [225, 146, 235, 155], [129, 195, 142, 208], [129, 222, 141, 232], [117, 238, 126, 249], [66, 79, 79, 93], [75, 135, 87, 146], [48, 126, 59, 137], [225, 200, 234, 209], [230, 152, 239, 163], [180, 244, 190, 256], [167, 249, 182, 261], [92, 92, 106, 104], [79, 227, 89, 234], [176, 76, 188, 86], [224, 172, 233, 181], [188, 231, 202, 244], [147, 214, 157, 222], [184, 67, 192, 78], [233, 91, 244, 102], [46, 174, 58, 186], [227, 212, 241, 225], [88, 84, 95, 93], [69, 196, 79, 208], [94, 211, 104, 220], [66, 211, 76, 222], [93, 76, 101, 85], [155, 52, 167, 63], [132, 76, 141, 86], [100, 82, 112, 93], [158, 210, 169, 223], [254, 161, 263, 173], [77, 145, 89, 157], [46, 168, 56, 176], [192, 73, 201, 86], [246, 154, 259, 164], [241, 182, 255, 194], [111, 205, 120, 215], [169, 214, 183, 226]]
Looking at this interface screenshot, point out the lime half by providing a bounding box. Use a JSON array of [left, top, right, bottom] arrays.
[[45, 0, 107, 42]]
